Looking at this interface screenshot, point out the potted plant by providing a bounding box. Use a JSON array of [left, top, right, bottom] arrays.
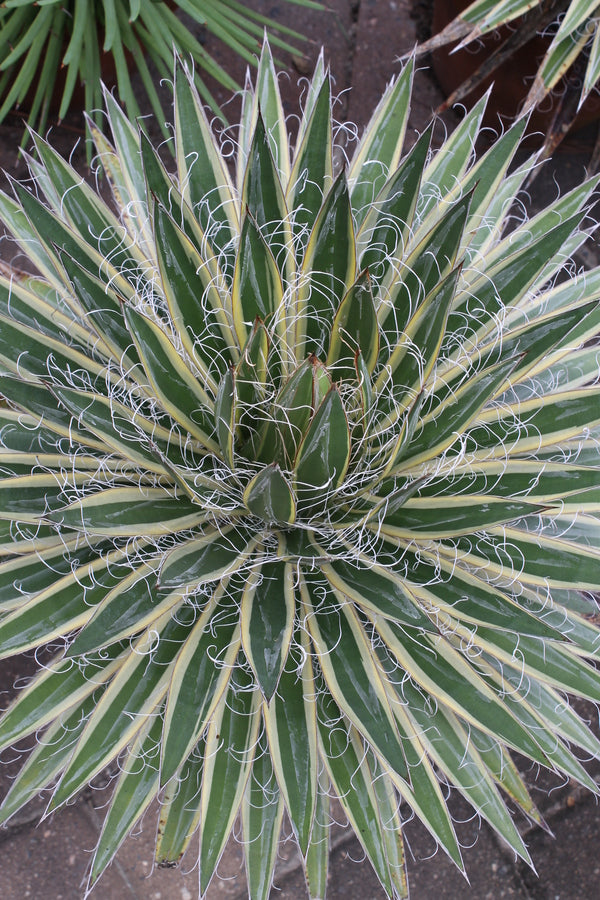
[[416, 0, 600, 160], [1, 42, 600, 899]]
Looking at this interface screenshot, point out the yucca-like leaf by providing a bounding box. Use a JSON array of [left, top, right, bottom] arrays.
[[0, 0, 321, 151], [1, 42, 600, 899], [415, 0, 600, 159]]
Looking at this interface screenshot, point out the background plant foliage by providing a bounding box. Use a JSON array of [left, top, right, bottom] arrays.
[[1, 42, 600, 900], [416, 0, 600, 159], [0, 0, 317, 139]]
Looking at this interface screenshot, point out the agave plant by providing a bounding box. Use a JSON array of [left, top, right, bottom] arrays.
[[1, 40, 600, 900], [416, 0, 600, 159], [0, 0, 318, 140]]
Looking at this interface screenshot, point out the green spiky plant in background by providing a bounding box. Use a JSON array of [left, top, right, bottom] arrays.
[[2, 40, 600, 899], [0, 0, 319, 138], [415, 0, 600, 160]]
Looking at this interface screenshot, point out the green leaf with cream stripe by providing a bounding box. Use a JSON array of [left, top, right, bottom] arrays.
[[0, 539, 101, 609], [478, 656, 600, 793], [155, 745, 205, 870], [160, 586, 241, 787], [376, 266, 460, 403], [56, 251, 140, 370], [254, 42, 290, 184], [399, 678, 531, 863], [349, 58, 414, 220], [320, 553, 434, 629], [317, 699, 406, 894], [381, 495, 547, 538], [29, 132, 144, 275], [158, 526, 257, 591], [418, 93, 488, 220], [0, 471, 91, 522], [367, 754, 409, 899], [48, 487, 207, 537], [394, 357, 519, 469], [386, 688, 464, 870], [89, 713, 163, 888], [305, 769, 331, 900], [196, 675, 261, 890], [378, 193, 472, 348], [153, 203, 231, 385], [287, 72, 333, 240], [264, 647, 318, 853], [304, 577, 412, 784], [241, 114, 292, 285], [65, 558, 176, 657], [0, 309, 106, 385], [294, 388, 351, 506], [0, 550, 136, 657], [242, 735, 285, 900], [0, 692, 100, 828], [241, 554, 295, 698], [0, 646, 124, 752], [393, 546, 561, 639], [450, 525, 600, 590], [299, 173, 357, 355], [464, 387, 600, 457], [0, 378, 105, 450], [173, 62, 238, 243], [0, 269, 94, 353], [243, 465, 296, 525], [123, 306, 217, 450], [357, 124, 431, 281], [232, 212, 284, 346], [47, 607, 195, 812], [49, 385, 188, 474], [374, 619, 549, 767], [327, 269, 379, 375], [8, 180, 132, 295]]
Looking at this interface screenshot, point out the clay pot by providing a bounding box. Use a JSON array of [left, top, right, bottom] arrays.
[[431, 0, 600, 144]]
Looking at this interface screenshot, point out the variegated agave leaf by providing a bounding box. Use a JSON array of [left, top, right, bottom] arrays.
[[1, 41, 600, 900]]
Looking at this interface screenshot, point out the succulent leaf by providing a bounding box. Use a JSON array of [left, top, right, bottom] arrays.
[[242, 734, 285, 900], [89, 711, 163, 884], [196, 675, 260, 889], [300, 173, 357, 355], [243, 465, 296, 526], [287, 73, 333, 240], [327, 269, 379, 375], [263, 651, 318, 851], [348, 59, 414, 216], [294, 388, 351, 506], [232, 212, 284, 345]]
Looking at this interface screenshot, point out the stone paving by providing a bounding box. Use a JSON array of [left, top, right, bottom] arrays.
[[0, 1, 599, 897]]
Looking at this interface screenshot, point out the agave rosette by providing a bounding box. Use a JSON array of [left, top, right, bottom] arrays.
[[1, 44, 600, 898]]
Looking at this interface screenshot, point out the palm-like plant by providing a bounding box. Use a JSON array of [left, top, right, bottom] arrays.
[[0, 0, 318, 138], [1, 42, 600, 900], [416, 0, 600, 159]]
